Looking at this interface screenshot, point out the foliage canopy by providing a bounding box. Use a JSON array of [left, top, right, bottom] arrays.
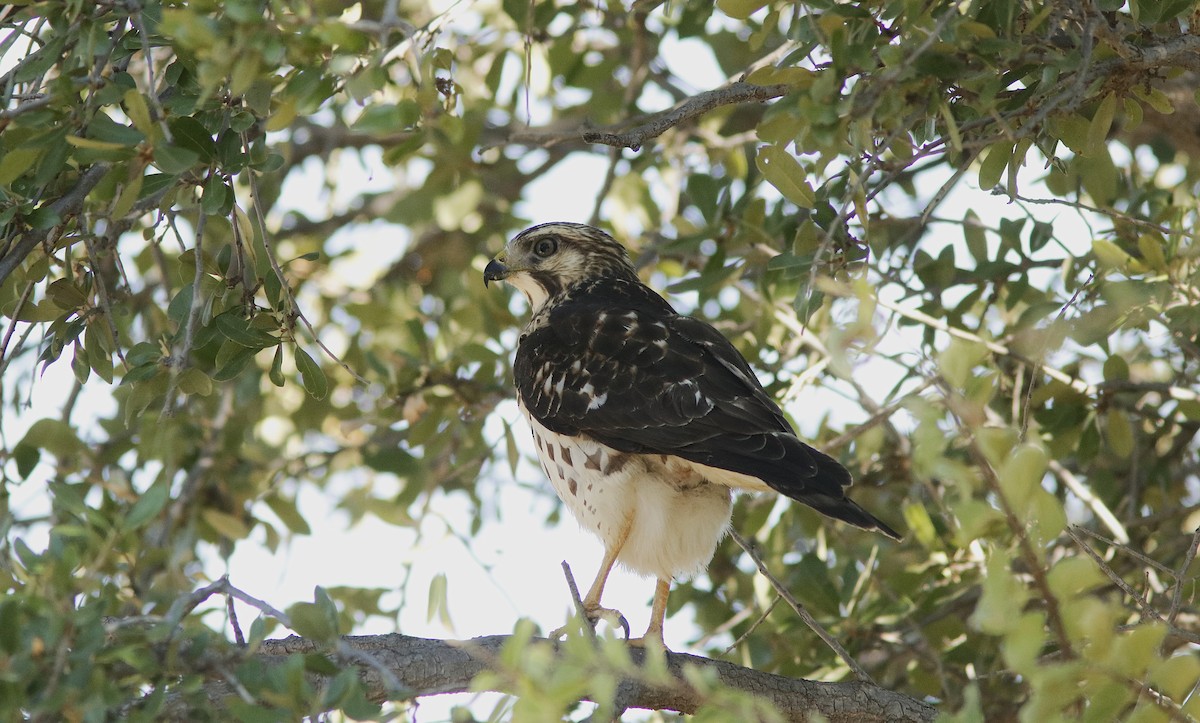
[[1, 0, 1199, 719]]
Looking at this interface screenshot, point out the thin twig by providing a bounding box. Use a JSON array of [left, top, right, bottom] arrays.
[[722, 596, 780, 656], [0, 280, 34, 378], [165, 578, 412, 697], [81, 233, 127, 367], [163, 576, 234, 634], [151, 383, 234, 549], [1049, 459, 1129, 544], [956, 422, 1076, 659], [160, 205, 207, 413], [1166, 526, 1200, 628], [823, 379, 936, 451], [1066, 526, 1164, 624], [1019, 273, 1093, 441], [728, 528, 875, 683], [0, 163, 112, 286], [1073, 526, 1177, 576], [1112, 671, 1197, 723], [243, 152, 369, 387], [227, 594, 245, 647], [560, 560, 597, 644]]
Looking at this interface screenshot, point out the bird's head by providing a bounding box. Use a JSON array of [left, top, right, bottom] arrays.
[[484, 222, 637, 312]]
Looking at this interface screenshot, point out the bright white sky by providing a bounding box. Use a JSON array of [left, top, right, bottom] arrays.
[[0, 5, 1106, 720]]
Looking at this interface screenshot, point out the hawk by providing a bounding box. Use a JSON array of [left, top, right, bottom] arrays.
[[484, 222, 900, 647]]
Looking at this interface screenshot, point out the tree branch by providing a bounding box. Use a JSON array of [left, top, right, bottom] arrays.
[[238, 633, 938, 722], [491, 81, 792, 151], [0, 163, 111, 286]]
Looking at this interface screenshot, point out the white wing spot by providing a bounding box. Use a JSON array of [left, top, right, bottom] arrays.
[[588, 392, 608, 410]]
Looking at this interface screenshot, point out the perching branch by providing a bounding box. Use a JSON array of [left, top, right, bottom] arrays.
[[235, 633, 938, 723], [154, 576, 934, 721]]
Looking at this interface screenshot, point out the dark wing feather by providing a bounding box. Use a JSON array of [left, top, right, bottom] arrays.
[[514, 278, 900, 540]]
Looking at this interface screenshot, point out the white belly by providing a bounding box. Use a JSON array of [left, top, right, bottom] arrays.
[[519, 404, 733, 581]]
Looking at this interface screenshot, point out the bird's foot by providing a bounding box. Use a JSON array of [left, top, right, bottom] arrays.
[[626, 628, 667, 651], [549, 604, 631, 641]]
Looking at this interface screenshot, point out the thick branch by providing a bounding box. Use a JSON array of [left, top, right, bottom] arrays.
[[240, 633, 936, 722], [492, 81, 792, 151], [0, 163, 111, 286]]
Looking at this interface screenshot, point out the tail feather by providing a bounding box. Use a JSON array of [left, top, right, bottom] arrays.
[[781, 444, 903, 541], [800, 493, 903, 541]]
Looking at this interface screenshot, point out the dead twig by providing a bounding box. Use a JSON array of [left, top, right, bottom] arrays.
[[728, 527, 876, 683]]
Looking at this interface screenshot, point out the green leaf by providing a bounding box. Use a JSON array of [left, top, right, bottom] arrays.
[[214, 311, 278, 349], [71, 341, 91, 384], [13, 443, 40, 478], [1123, 97, 1144, 131], [213, 342, 257, 381], [85, 322, 114, 383], [755, 145, 814, 208], [46, 279, 87, 310], [971, 550, 1029, 634], [794, 286, 825, 322], [1087, 92, 1117, 155], [126, 480, 170, 528], [1103, 355, 1129, 382], [167, 283, 195, 324], [1052, 113, 1091, 154], [718, 0, 768, 19], [939, 337, 988, 389], [963, 210, 988, 262], [1092, 239, 1130, 271], [201, 174, 232, 215], [978, 141, 1012, 190], [0, 147, 41, 186], [1104, 409, 1134, 458], [426, 572, 453, 629], [201, 508, 250, 539], [1078, 150, 1117, 207], [268, 345, 285, 387], [351, 102, 420, 134], [127, 341, 163, 367], [177, 367, 213, 396], [294, 347, 328, 400], [153, 144, 201, 174], [18, 418, 85, 458], [503, 420, 519, 478], [123, 89, 154, 135], [997, 444, 1048, 507], [265, 494, 311, 535], [168, 116, 216, 160], [287, 601, 337, 642]]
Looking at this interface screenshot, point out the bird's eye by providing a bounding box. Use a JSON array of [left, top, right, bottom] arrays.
[[533, 237, 558, 258]]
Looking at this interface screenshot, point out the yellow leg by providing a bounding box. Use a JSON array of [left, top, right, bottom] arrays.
[[552, 517, 633, 639], [629, 578, 671, 649], [581, 540, 622, 613]]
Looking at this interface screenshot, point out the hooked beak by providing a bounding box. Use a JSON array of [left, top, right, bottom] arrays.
[[483, 256, 509, 288]]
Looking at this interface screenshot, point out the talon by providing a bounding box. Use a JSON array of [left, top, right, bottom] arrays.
[[547, 622, 572, 641], [584, 604, 631, 639], [551, 604, 632, 641], [626, 632, 667, 650]]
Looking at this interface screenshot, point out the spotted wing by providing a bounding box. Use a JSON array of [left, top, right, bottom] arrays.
[[513, 278, 902, 540]]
